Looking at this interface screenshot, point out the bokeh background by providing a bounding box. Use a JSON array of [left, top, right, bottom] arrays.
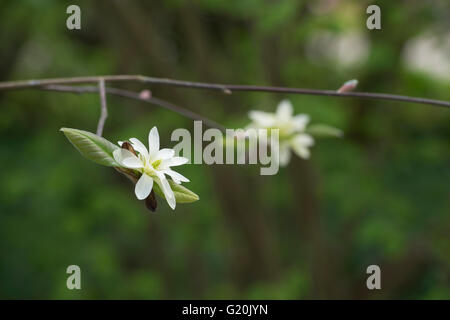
[[0, 0, 449, 299]]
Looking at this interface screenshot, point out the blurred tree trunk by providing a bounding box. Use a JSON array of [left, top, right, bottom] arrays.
[[212, 166, 280, 287]]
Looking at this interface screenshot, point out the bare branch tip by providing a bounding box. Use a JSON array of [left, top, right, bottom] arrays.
[[337, 79, 359, 93], [139, 89, 152, 100]]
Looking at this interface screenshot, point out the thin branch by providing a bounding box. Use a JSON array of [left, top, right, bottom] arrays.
[[0, 75, 448, 108], [96, 79, 108, 136], [42, 84, 227, 132]]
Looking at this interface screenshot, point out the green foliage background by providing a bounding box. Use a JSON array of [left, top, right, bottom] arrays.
[[0, 0, 449, 299]]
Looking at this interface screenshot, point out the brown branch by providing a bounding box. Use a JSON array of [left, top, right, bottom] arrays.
[[0, 75, 448, 108], [96, 79, 108, 136], [42, 84, 227, 132]]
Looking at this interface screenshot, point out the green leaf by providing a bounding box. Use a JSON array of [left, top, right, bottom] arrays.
[[60, 128, 119, 166], [306, 124, 344, 138], [153, 180, 200, 204]]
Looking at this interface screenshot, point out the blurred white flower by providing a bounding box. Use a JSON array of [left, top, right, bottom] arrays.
[[403, 33, 450, 82], [308, 0, 340, 14], [247, 100, 315, 166], [306, 31, 370, 68], [249, 100, 310, 136], [113, 127, 189, 209]]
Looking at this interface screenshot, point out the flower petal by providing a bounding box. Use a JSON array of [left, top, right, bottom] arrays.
[[135, 173, 154, 200], [155, 148, 175, 160], [163, 169, 189, 184], [292, 133, 314, 147], [113, 149, 144, 168], [279, 144, 291, 167], [292, 114, 310, 132], [129, 138, 148, 157], [122, 156, 144, 168], [276, 99, 293, 121], [290, 134, 314, 159], [248, 111, 276, 127], [156, 172, 176, 209], [160, 156, 189, 169], [148, 127, 160, 157], [113, 148, 123, 164], [292, 146, 310, 159]]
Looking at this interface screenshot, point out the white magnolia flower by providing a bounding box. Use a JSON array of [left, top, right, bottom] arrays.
[[113, 127, 189, 209], [248, 99, 315, 166], [248, 100, 310, 136]]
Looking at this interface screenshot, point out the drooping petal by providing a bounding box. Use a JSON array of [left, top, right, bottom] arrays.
[[160, 156, 189, 169], [163, 169, 190, 184], [292, 114, 310, 132], [292, 133, 314, 147], [148, 127, 160, 157], [156, 172, 176, 209], [117, 140, 124, 146], [276, 100, 293, 121], [113, 149, 144, 168], [155, 148, 175, 160], [279, 143, 291, 167], [290, 134, 314, 159], [129, 138, 149, 157], [248, 111, 276, 127], [292, 146, 310, 159], [135, 173, 154, 200]]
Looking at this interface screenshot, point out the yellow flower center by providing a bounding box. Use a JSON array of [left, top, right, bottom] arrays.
[[152, 159, 162, 170], [139, 156, 162, 177]]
